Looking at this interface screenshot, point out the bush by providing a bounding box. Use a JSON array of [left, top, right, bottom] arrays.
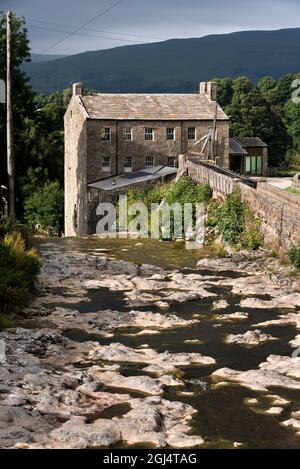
[[126, 177, 212, 240], [289, 237, 300, 271], [24, 180, 64, 236], [0, 229, 41, 313], [0, 314, 14, 331], [208, 188, 262, 251], [163, 177, 212, 205], [241, 207, 263, 250], [215, 189, 245, 246]]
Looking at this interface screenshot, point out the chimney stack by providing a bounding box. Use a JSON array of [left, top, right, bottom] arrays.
[[73, 82, 83, 97], [199, 82, 217, 101]]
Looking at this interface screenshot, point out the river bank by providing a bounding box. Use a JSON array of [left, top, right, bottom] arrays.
[[1, 238, 300, 448]]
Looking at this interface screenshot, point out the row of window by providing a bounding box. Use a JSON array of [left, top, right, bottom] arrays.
[[100, 127, 197, 142], [101, 156, 176, 172]]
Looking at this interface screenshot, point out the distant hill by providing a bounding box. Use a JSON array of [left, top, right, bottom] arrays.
[[24, 28, 300, 94], [30, 53, 66, 63]]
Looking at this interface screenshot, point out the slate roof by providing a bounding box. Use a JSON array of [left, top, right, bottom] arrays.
[[88, 166, 177, 191], [234, 137, 268, 148], [229, 138, 248, 155], [81, 94, 228, 121]]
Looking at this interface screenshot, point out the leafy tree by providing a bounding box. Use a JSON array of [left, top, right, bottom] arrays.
[[284, 99, 300, 154], [257, 76, 278, 105], [0, 14, 68, 219], [24, 179, 64, 236], [0, 12, 35, 194], [225, 76, 291, 167], [276, 73, 299, 106], [213, 77, 233, 108]]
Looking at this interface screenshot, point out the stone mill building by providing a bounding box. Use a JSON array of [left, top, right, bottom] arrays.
[[64, 82, 268, 236]]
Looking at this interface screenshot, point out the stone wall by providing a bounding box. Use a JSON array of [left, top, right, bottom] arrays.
[[180, 156, 238, 196], [239, 182, 300, 252], [86, 119, 230, 183], [180, 158, 300, 252], [64, 96, 88, 237]]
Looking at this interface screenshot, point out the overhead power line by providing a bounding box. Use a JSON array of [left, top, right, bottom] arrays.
[[26, 18, 166, 41], [34, 0, 127, 58], [29, 24, 149, 44]]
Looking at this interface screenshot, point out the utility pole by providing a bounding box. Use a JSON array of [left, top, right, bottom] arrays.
[[6, 11, 15, 219]]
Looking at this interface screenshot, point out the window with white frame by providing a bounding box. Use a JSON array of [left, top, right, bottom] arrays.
[[102, 156, 111, 172], [145, 128, 154, 141], [166, 128, 175, 140], [188, 127, 196, 140], [101, 128, 111, 142], [145, 156, 154, 167], [124, 156, 133, 172], [123, 128, 132, 141]]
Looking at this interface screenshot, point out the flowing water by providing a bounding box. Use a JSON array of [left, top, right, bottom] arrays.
[[36, 237, 300, 449]]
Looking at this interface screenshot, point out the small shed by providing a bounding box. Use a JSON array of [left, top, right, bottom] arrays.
[[229, 137, 268, 176]]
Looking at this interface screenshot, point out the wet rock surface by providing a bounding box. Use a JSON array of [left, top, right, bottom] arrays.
[[212, 355, 300, 392], [225, 330, 277, 346], [1, 240, 300, 448]]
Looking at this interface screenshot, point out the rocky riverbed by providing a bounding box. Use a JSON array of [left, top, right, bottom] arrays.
[[1, 238, 300, 448]]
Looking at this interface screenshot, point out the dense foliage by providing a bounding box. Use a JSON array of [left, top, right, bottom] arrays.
[[207, 189, 262, 250], [0, 222, 41, 325], [214, 75, 300, 167], [24, 179, 64, 236], [0, 12, 68, 233], [288, 237, 300, 271], [127, 177, 212, 240]]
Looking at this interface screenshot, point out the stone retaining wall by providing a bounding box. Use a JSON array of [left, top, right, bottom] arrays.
[[239, 183, 300, 252], [181, 157, 238, 197], [180, 157, 300, 252]]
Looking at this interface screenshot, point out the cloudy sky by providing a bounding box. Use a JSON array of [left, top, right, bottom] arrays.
[[1, 0, 300, 57]]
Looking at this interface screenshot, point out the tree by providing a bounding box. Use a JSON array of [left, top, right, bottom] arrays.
[[24, 178, 64, 236], [284, 99, 300, 155], [257, 76, 278, 105], [213, 77, 233, 108], [0, 12, 36, 209], [225, 76, 291, 167]]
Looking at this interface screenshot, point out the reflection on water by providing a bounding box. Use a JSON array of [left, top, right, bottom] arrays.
[[36, 236, 215, 270]]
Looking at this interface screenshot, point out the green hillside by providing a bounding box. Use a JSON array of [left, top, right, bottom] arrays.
[[25, 28, 300, 94]]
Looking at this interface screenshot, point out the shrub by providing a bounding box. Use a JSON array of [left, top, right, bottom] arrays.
[[208, 188, 262, 251], [215, 189, 245, 247], [125, 177, 212, 240], [0, 314, 14, 331], [0, 229, 41, 313], [24, 180, 64, 236], [289, 237, 300, 271], [163, 177, 212, 205]]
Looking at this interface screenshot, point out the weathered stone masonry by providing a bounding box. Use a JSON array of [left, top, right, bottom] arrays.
[[64, 82, 229, 236], [240, 183, 300, 252], [183, 157, 300, 252]]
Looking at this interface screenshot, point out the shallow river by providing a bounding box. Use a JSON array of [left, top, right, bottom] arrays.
[[36, 237, 300, 449]]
